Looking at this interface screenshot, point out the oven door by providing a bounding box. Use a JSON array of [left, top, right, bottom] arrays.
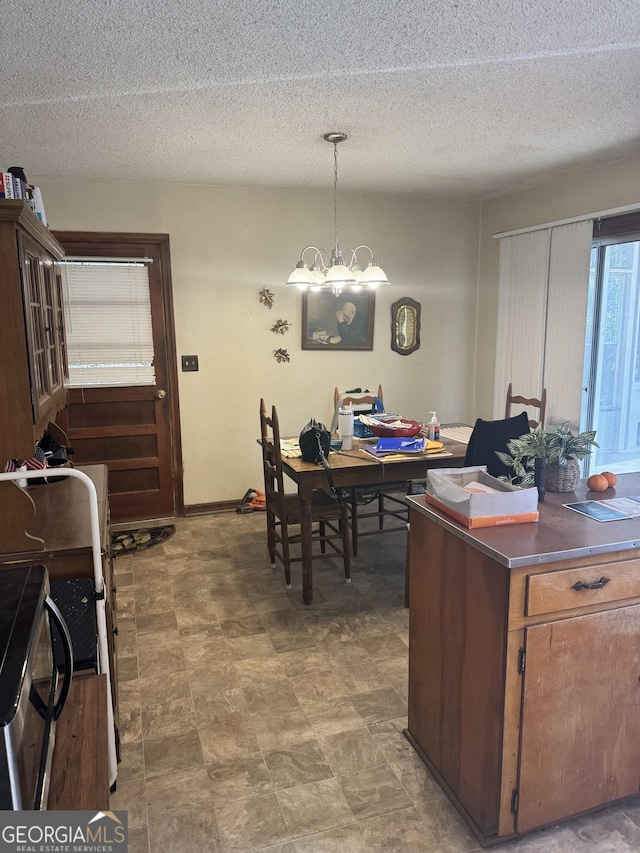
[[27, 596, 74, 810]]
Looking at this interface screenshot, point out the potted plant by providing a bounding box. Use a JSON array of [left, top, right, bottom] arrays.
[[496, 422, 598, 497]]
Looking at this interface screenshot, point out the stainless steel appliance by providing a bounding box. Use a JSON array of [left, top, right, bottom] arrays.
[[0, 565, 73, 809]]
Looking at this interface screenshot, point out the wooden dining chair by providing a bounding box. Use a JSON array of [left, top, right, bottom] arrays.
[[505, 383, 547, 429], [333, 385, 384, 414], [332, 385, 408, 556], [259, 399, 351, 589]]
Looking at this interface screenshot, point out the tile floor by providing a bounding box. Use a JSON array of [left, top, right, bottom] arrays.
[[110, 512, 640, 853]]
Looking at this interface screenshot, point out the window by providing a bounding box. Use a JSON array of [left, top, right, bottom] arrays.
[[62, 258, 155, 387], [582, 212, 640, 474]]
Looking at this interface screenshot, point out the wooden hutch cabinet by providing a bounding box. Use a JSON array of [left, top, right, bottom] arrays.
[[0, 201, 67, 467], [0, 202, 116, 800]]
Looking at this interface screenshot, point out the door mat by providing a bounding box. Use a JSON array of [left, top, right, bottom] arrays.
[[111, 525, 175, 554]]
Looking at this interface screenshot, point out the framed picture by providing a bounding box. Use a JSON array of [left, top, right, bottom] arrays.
[[302, 292, 375, 351]]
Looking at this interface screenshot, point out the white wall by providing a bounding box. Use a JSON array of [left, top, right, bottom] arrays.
[[476, 155, 640, 419], [35, 177, 481, 506]]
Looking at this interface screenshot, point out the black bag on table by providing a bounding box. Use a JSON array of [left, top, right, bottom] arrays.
[[299, 419, 331, 463], [299, 419, 335, 494]]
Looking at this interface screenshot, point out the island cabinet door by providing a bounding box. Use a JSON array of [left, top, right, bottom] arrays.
[[516, 604, 640, 834]]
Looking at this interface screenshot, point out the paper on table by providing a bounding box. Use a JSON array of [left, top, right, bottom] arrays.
[[363, 447, 452, 460], [564, 500, 631, 522], [463, 480, 501, 495], [440, 426, 473, 444], [280, 439, 301, 458], [598, 496, 640, 517]]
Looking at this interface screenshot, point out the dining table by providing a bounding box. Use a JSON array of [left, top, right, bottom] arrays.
[[280, 424, 470, 603]]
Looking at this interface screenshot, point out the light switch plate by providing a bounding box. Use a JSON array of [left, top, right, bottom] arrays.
[[181, 355, 199, 372]]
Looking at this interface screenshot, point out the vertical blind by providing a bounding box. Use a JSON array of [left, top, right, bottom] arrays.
[[493, 229, 550, 419], [543, 221, 594, 430], [62, 259, 156, 387], [494, 220, 594, 429]]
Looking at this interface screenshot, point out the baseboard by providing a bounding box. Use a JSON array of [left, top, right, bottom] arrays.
[[184, 500, 238, 516], [112, 501, 239, 524]]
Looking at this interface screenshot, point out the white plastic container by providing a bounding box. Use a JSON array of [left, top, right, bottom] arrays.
[[424, 466, 539, 527], [338, 405, 354, 450]]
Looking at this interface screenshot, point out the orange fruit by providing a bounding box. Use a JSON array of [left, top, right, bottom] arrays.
[[601, 471, 617, 487], [587, 474, 609, 492]]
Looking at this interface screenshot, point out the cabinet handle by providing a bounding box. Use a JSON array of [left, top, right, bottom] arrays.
[[571, 576, 610, 591]]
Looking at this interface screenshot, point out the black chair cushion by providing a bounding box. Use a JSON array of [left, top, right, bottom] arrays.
[[463, 412, 531, 479]]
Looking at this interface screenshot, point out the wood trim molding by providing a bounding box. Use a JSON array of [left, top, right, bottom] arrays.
[[185, 500, 239, 516], [0, 201, 64, 258]]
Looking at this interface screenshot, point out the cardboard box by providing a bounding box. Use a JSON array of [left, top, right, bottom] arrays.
[[424, 466, 539, 528]]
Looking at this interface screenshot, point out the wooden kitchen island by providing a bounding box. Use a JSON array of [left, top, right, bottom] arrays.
[[406, 473, 640, 846]]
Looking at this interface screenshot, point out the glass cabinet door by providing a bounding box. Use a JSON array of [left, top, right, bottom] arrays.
[[42, 262, 64, 396], [53, 266, 68, 383], [19, 233, 67, 424], [22, 244, 51, 419]]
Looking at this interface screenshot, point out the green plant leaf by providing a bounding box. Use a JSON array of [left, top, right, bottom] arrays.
[[494, 422, 598, 486]]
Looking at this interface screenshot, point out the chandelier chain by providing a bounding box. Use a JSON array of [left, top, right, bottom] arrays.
[[333, 141, 340, 255]]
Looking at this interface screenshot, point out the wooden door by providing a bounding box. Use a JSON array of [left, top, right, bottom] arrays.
[[53, 232, 183, 523], [517, 605, 640, 833]]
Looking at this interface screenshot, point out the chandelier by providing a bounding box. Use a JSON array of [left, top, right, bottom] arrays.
[[285, 132, 390, 295]]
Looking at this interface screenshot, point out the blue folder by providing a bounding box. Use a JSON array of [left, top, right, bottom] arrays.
[[372, 437, 426, 455]]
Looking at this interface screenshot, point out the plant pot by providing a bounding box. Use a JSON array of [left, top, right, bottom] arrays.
[[544, 458, 581, 493]]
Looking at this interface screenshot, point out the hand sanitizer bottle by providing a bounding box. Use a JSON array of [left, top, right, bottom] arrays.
[[428, 412, 440, 441]]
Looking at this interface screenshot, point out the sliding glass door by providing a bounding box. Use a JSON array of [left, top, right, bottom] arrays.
[[582, 238, 640, 475]]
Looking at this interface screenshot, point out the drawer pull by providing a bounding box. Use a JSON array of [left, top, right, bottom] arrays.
[[571, 576, 610, 591]]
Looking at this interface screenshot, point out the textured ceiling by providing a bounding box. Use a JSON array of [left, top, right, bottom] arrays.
[[1, 0, 639, 200]]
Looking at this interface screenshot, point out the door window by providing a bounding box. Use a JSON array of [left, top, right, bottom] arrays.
[[62, 259, 155, 387]]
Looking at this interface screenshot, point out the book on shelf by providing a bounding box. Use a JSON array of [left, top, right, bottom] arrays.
[[1, 174, 27, 199], [1, 173, 14, 198]]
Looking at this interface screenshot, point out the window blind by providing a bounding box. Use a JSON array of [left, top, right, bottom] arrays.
[[494, 220, 593, 429], [543, 221, 594, 431], [62, 260, 155, 388], [493, 230, 550, 418]]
